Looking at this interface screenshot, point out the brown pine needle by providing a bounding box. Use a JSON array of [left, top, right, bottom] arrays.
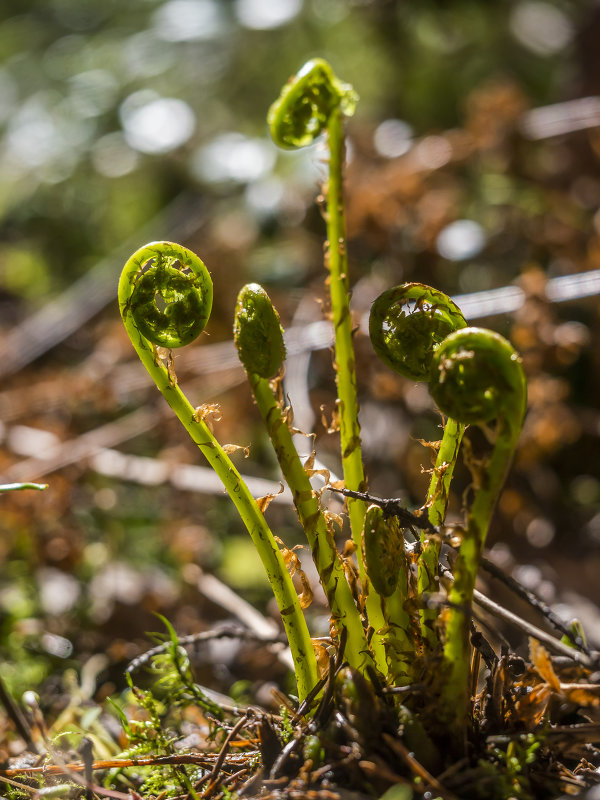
[[0, 752, 257, 778]]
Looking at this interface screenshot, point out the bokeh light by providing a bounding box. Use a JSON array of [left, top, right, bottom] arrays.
[[510, 1, 574, 55], [191, 132, 276, 184], [235, 0, 302, 30], [152, 0, 227, 42], [373, 119, 413, 159], [436, 219, 487, 261], [120, 93, 196, 154]]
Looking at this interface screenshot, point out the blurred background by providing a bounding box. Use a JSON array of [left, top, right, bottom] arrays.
[[0, 0, 599, 722]]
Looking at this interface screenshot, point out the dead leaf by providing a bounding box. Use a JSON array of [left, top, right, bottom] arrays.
[[297, 569, 313, 610], [256, 483, 284, 513], [153, 345, 177, 385], [313, 640, 330, 679], [274, 536, 312, 610], [306, 467, 331, 482], [303, 451, 316, 471], [320, 405, 340, 433], [222, 444, 250, 458], [530, 637, 561, 692], [562, 687, 600, 708], [193, 403, 222, 424], [414, 437, 442, 452], [323, 509, 344, 531], [514, 682, 552, 728]]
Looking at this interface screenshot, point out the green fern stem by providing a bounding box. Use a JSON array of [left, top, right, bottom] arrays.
[[362, 505, 415, 684], [233, 282, 376, 676], [119, 242, 319, 703], [249, 372, 375, 675], [368, 282, 467, 653], [326, 108, 388, 673], [418, 417, 465, 648], [268, 59, 386, 671], [439, 427, 516, 729], [429, 327, 527, 735], [325, 108, 367, 547]]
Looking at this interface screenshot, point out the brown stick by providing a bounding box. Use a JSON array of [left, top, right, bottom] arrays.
[[0, 753, 256, 778]]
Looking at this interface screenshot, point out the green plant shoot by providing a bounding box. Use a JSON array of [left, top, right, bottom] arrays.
[[234, 283, 374, 675], [369, 283, 467, 647], [269, 60, 387, 673], [429, 327, 527, 733], [268, 59, 364, 549], [362, 504, 415, 684], [119, 241, 318, 702]]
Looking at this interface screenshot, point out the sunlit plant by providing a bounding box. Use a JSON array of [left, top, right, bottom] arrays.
[[118, 59, 534, 771], [268, 57, 388, 671], [233, 283, 373, 676], [119, 241, 318, 702], [369, 283, 467, 649], [430, 327, 527, 734]]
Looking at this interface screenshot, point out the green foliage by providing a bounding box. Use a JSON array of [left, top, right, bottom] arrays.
[[279, 706, 295, 744], [108, 627, 227, 798], [477, 735, 542, 800], [150, 616, 224, 721], [120, 58, 532, 729], [111, 56, 600, 800], [120, 241, 319, 703], [114, 680, 185, 797], [5, 776, 43, 800]]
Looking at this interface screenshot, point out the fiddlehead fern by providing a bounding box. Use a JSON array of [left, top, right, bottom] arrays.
[[369, 283, 466, 383], [362, 504, 404, 600], [369, 283, 467, 647], [269, 61, 387, 671], [233, 283, 286, 379], [268, 59, 357, 150], [362, 504, 415, 684], [234, 284, 374, 676], [430, 328, 526, 427], [119, 243, 319, 703], [127, 248, 212, 348], [430, 327, 527, 735]]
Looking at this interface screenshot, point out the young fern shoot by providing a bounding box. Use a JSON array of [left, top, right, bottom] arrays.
[[233, 283, 375, 676], [269, 59, 387, 670], [362, 504, 415, 685], [429, 327, 527, 735], [369, 283, 467, 647], [268, 60, 365, 558], [119, 242, 319, 703]]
